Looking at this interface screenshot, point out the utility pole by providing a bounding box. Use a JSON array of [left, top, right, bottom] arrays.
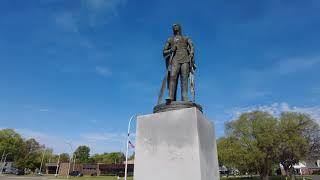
[[72, 154, 76, 171], [125, 115, 136, 180], [0, 150, 5, 164], [39, 149, 46, 174], [65, 142, 73, 179], [0, 153, 11, 174], [55, 154, 60, 177]]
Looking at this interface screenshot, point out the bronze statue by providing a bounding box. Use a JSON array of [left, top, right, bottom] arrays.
[[157, 24, 196, 104]]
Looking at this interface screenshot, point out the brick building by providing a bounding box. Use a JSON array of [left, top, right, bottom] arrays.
[[46, 162, 133, 176]]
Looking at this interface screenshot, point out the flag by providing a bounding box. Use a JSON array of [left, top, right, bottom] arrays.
[[128, 140, 135, 149]]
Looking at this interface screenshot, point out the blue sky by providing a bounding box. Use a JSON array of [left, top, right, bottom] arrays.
[[1, 0, 320, 154]]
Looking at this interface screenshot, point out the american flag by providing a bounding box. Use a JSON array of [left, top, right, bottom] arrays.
[[128, 140, 135, 148]]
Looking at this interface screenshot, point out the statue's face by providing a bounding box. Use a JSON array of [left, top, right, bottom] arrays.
[[172, 24, 181, 34]]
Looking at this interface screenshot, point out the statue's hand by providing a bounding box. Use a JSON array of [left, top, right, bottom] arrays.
[[170, 45, 177, 53], [193, 64, 197, 70]]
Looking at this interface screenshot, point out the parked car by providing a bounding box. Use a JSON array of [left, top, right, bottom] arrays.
[[4, 167, 17, 174], [69, 171, 83, 177], [36, 172, 43, 176], [15, 169, 25, 175]]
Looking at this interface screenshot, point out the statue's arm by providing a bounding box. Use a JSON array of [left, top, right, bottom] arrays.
[[187, 37, 194, 58], [163, 38, 172, 59], [187, 37, 196, 70]]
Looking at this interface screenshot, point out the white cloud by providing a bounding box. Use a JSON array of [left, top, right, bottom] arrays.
[[242, 89, 271, 99], [54, 12, 78, 32], [13, 128, 126, 154], [23, 105, 51, 112], [82, 0, 126, 15], [39, 108, 50, 112], [228, 102, 320, 124], [95, 66, 112, 77], [275, 56, 320, 75], [54, 0, 126, 31], [80, 132, 125, 142], [16, 128, 67, 153], [312, 87, 320, 94]]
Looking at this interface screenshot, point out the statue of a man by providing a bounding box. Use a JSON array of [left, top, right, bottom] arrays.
[[163, 24, 195, 102]]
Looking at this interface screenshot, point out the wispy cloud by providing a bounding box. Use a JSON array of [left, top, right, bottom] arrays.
[[228, 102, 320, 124], [247, 55, 320, 78], [243, 89, 271, 99], [95, 66, 112, 77], [82, 0, 126, 26], [312, 87, 320, 94], [23, 105, 51, 112], [239, 55, 320, 100], [54, 12, 78, 32], [80, 132, 124, 142], [274, 56, 320, 75], [54, 0, 127, 31], [16, 128, 67, 153], [13, 128, 126, 154]]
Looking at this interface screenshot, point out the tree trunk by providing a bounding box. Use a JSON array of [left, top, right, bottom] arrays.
[[282, 164, 290, 179], [260, 166, 270, 180], [289, 166, 296, 180], [260, 159, 270, 180], [261, 175, 269, 180]]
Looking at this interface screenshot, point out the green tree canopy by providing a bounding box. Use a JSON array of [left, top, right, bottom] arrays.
[[0, 129, 25, 167], [218, 111, 320, 180], [128, 152, 135, 160], [222, 111, 280, 180], [59, 153, 70, 163], [19, 138, 43, 170], [90, 152, 125, 164], [74, 145, 90, 163], [278, 112, 320, 180]]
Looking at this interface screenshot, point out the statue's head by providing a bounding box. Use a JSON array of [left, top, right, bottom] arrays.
[[172, 24, 182, 35]]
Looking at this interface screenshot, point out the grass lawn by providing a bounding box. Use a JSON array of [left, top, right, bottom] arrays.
[[48, 176, 133, 180], [220, 176, 314, 180], [46, 175, 320, 180], [5, 174, 318, 180], [31, 175, 319, 180]]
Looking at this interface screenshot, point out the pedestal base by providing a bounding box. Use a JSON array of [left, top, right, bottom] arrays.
[[153, 101, 203, 113], [134, 107, 220, 180]]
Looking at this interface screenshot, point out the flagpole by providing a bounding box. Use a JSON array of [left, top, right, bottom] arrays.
[[125, 115, 136, 180]]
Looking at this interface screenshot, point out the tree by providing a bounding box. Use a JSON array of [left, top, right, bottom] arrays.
[[59, 153, 70, 163], [128, 152, 135, 160], [106, 152, 125, 164], [90, 152, 126, 164], [74, 145, 90, 163], [19, 138, 43, 170], [0, 129, 25, 168], [217, 137, 256, 173], [223, 111, 279, 180], [278, 112, 320, 180], [218, 111, 320, 180], [90, 153, 106, 163]]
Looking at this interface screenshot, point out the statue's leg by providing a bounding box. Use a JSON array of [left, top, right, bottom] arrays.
[[180, 62, 190, 101], [169, 63, 180, 101], [174, 72, 179, 101]]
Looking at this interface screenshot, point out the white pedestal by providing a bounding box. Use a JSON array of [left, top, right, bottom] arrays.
[[134, 107, 220, 180]]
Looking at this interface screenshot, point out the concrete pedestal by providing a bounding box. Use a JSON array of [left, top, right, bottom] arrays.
[[134, 107, 220, 180]]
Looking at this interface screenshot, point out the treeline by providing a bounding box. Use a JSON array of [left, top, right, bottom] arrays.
[[2, 111, 319, 180], [0, 129, 130, 171], [217, 111, 320, 180]]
